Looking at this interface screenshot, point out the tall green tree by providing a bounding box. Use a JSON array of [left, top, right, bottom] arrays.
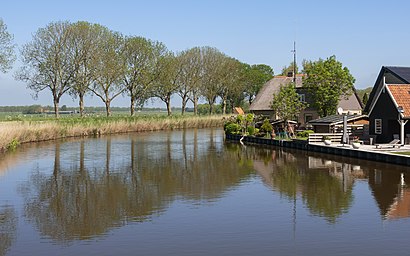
[[188, 46, 213, 115], [177, 47, 202, 115], [69, 21, 100, 117], [218, 57, 244, 114], [90, 27, 125, 117], [301, 59, 314, 73], [152, 52, 181, 116], [303, 55, 355, 117], [200, 47, 225, 114], [271, 82, 307, 123], [243, 64, 274, 105], [362, 92, 368, 106], [0, 18, 15, 73], [16, 21, 76, 118], [121, 36, 166, 116]]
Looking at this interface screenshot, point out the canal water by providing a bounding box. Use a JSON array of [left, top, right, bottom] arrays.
[[1, 128, 410, 255]]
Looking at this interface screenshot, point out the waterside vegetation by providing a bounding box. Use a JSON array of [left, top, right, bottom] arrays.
[[224, 114, 301, 139], [0, 114, 225, 153], [224, 113, 314, 141]]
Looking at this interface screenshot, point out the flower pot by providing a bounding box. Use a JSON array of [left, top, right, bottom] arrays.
[[352, 142, 361, 149], [324, 140, 332, 145]]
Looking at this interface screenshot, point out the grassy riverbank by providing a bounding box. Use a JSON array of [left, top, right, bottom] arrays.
[[0, 115, 226, 152]]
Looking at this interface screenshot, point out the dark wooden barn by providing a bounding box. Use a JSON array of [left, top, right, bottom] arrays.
[[364, 66, 410, 144]]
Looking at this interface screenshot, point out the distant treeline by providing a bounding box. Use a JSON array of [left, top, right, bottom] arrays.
[[0, 103, 233, 115], [0, 105, 164, 114]]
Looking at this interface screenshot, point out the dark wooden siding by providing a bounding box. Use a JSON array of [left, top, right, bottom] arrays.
[[313, 125, 331, 133], [370, 89, 401, 142]]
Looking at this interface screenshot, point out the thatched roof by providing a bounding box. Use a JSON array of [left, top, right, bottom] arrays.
[[250, 74, 362, 113], [249, 75, 304, 111]]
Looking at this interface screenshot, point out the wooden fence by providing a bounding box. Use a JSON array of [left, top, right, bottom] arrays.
[[308, 133, 344, 143]]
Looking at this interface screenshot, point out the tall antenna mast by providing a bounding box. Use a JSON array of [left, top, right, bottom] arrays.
[[292, 41, 296, 83]]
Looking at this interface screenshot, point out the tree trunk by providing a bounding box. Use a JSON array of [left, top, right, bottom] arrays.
[[130, 97, 135, 116], [53, 97, 60, 119], [193, 96, 198, 115], [222, 98, 227, 115], [181, 95, 187, 115], [166, 98, 172, 116], [105, 99, 111, 117], [79, 93, 85, 117], [209, 102, 213, 115]]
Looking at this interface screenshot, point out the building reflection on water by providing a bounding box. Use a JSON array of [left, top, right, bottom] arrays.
[[243, 143, 410, 222]]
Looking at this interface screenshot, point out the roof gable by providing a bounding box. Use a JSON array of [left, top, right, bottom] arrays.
[[365, 66, 410, 113], [338, 92, 362, 111], [387, 84, 410, 118], [249, 75, 303, 111]]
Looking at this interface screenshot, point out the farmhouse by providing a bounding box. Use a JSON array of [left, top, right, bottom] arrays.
[[364, 66, 410, 144], [249, 73, 362, 128]]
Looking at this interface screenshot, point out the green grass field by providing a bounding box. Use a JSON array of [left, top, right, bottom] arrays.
[[0, 110, 177, 122]]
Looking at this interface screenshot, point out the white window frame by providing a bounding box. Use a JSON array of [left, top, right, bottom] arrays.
[[299, 94, 306, 102], [375, 119, 382, 134]]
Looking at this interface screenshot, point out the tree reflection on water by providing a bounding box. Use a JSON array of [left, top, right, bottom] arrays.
[[20, 130, 254, 242], [0, 206, 17, 256], [9, 129, 410, 245]]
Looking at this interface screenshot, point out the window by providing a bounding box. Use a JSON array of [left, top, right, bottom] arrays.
[[305, 114, 313, 123], [375, 119, 382, 134], [299, 94, 306, 102]]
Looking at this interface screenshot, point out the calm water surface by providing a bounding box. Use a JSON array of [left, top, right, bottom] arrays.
[[1, 128, 410, 255]]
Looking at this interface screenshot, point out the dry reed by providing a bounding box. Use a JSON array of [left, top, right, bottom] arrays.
[[0, 115, 226, 152]]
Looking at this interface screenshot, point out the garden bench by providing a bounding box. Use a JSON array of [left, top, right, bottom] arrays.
[[375, 139, 401, 149]]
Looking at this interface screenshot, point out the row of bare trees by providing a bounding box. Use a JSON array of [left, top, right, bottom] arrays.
[[13, 21, 273, 117]]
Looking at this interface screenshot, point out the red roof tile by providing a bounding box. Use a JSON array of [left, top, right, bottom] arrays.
[[388, 84, 410, 118]]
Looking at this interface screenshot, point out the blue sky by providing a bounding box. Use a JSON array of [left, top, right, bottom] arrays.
[[1, 0, 410, 107]]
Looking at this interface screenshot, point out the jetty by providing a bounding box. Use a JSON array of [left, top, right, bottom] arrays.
[[225, 134, 410, 166]]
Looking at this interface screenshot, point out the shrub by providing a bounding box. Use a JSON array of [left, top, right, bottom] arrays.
[[297, 130, 314, 138], [224, 122, 241, 135], [245, 113, 254, 124], [322, 135, 331, 141], [236, 114, 244, 124], [260, 119, 273, 133], [247, 126, 257, 136], [6, 138, 20, 151]]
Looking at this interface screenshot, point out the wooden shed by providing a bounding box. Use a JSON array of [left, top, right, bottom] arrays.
[[308, 114, 369, 135]]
